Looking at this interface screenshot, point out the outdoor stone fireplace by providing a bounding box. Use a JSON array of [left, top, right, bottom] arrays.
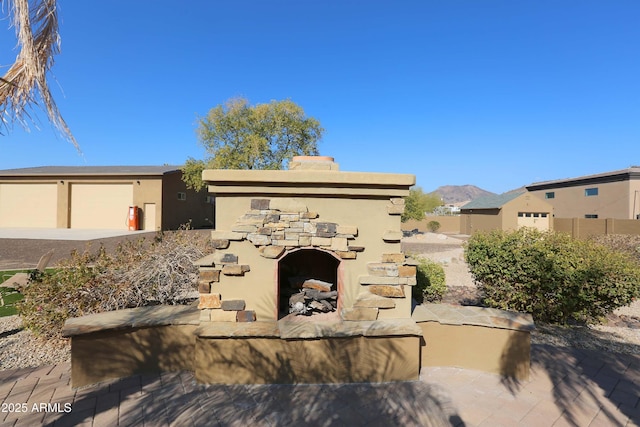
[[189, 156, 424, 384], [195, 156, 418, 323], [63, 156, 533, 388]]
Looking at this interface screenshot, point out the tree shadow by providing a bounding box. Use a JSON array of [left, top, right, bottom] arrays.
[[499, 325, 640, 426], [0, 327, 22, 339], [43, 325, 466, 427], [49, 303, 468, 426], [44, 370, 462, 426]]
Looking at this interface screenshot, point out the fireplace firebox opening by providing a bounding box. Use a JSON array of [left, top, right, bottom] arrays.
[[277, 248, 341, 319]]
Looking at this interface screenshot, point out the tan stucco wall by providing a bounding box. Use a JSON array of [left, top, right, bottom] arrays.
[[212, 195, 410, 321], [529, 180, 632, 219], [203, 169, 415, 197], [631, 180, 640, 219], [460, 209, 502, 234], [553, 217, 640, 238], [64, 178, 159, 229], [502, 193, 553, 231], [135, 178, 163, 231], [0, 172, 209, 230], [419, 322, 530, 380], [195, 335, 420, 384], [70, 325, 197, 388], [461, 194, 552, 234]]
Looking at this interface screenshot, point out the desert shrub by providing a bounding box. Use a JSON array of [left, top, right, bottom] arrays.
[[465, 228, 640, 324], [427, 221, 441, 232], [590, 234, 640, 265], [18, 226, 212, 339], [412, 257, 447, 302]]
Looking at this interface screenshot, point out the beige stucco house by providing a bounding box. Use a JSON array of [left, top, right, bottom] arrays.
[[0, 166, 212, 230], [526, 167, 640, 220], [460, 191, 553, 234]]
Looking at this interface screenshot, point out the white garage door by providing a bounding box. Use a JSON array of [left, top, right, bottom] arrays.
[[517, 212, 550, 231], [0, 183, 57, 227], [70, 183, 133, 229]]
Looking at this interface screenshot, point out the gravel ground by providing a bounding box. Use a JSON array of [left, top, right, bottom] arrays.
[[0, 315, 70, 371], [0, 232, 638, 372]]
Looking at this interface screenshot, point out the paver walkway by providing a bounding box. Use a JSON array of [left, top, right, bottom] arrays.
[[0, 344, 638, 426]]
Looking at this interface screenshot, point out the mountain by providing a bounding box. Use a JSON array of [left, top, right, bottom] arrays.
[[431, 185, 496, 205]]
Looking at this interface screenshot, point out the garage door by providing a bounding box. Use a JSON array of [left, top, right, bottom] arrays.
[[0, 183, 57, 227], [517, 212, 550, 231], [70, 183, 133, 229]]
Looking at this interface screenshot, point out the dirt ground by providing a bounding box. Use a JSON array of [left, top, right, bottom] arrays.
[[401, 233, 482, 304]]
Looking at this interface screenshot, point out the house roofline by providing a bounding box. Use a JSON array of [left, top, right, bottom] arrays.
[[526, 168, 640, 191], [0, 166, 182, 178]]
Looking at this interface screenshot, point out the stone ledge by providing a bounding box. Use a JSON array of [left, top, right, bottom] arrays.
[[62, 305, 200, 337], [412, 303, 535, 332], [196, 321, 280, 338], [194, 319, 423, 340], [278, 318, 423, 340]]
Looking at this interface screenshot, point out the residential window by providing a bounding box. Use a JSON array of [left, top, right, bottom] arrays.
[[518, 212, 524, 217], [585, 214, 598, 219], [541, 213, 548, 218], [545, 192, 555, 199], [585, 188, 598, 197], [177, 192, 187, 201]]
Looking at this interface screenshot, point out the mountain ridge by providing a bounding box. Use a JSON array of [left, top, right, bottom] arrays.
[[430, 185, 496, 204]]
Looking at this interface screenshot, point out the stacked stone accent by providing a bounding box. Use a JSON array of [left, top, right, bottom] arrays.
[[196, 196, 413, 323], [340, 197, 412, 321], [211, 199, 361, 260], [341, 253, 417, 322], [194, 254, 254, 323]]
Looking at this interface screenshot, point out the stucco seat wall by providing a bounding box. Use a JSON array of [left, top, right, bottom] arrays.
[[412, 304, 534, 380]]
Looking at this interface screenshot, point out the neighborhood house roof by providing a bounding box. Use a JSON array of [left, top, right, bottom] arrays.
[[461, 191, 525, 210], [0, 166, 182, 177], [527, 166, 640, 191]]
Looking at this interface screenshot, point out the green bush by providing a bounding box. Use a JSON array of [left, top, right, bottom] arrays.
[[412, 257, 447, 302], [427, 221, 441, 232], [18, 227, 212, 339], [465, 228, 640, 324]]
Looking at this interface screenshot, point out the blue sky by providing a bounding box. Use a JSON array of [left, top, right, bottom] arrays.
[[1, 0, 638, 194]]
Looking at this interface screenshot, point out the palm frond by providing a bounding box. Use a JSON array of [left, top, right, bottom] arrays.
[[0, 0, 79, 151]]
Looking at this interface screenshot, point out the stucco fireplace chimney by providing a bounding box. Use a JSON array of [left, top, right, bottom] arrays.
[[196, 156, 416, 322]]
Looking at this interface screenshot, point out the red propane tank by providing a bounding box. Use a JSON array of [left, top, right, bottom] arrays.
[[128, 206, 139, 231]]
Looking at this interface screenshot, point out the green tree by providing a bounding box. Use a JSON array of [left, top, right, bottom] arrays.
[[183, 97, 324, 190], [402, 187, 442, 222]]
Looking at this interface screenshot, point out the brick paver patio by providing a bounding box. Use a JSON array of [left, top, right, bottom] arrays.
[[1, 344, 638, 426]]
